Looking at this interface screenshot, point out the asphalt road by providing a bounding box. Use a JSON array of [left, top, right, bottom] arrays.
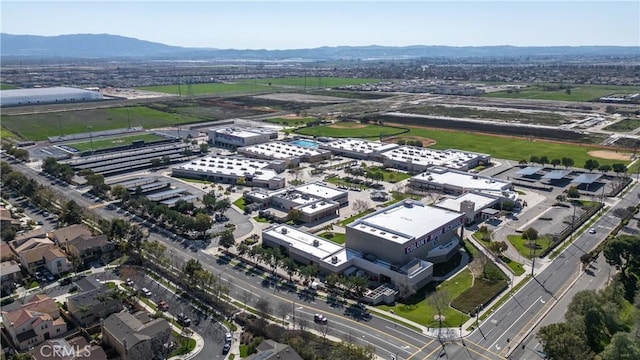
[[466, 182, 639, 359]]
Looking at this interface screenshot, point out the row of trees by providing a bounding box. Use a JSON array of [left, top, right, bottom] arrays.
[[522, 155, 628, 175], [1, 142, 29, 162], [42, 157, 75, 183], [537, 235, 640, 360]]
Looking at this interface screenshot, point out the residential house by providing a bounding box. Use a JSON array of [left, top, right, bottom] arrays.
[[1, 242, 15, 261], [11, 236, 70, 276], [246, 340, 304, 360], [31, 336, 107, 360], [101, 311, 171, 360], [1, 294, 67, 351], [48, 225, 92, 247], [0, 206, 20, 230], [67, 283, 122, 327], [65, 234, 116, 266], [0, 260, 22, 294]]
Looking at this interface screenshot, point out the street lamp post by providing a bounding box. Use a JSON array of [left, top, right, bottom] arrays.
[[87, 126, 94, 153]]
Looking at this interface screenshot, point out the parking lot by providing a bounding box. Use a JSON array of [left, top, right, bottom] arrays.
[[120, 268, 228, 359]]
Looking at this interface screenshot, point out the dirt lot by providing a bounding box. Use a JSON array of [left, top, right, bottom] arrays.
[[587, 150, 634, 161]]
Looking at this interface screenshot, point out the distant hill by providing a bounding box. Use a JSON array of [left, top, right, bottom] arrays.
[[1, 33, 638, 60]]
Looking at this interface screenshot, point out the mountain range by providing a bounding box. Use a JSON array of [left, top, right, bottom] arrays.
[[2, 33, 638, 61]]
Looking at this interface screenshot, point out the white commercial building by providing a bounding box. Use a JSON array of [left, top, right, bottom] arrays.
[[244, 182, 348, 223], [0, 87, 103, 107], [434, 192, 502, 224], [237, 141, 331, 167], [319, 138, 399, 160], [409, 166, 514, 197], [380, 146, 490, 173], [208, 127, 277, 149], [172, 156, 286, 189], [262, 200, 465, 303]]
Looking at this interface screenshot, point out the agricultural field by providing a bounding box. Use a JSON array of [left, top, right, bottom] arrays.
[[295, 122, 406, 138], [264, 117, 318, 127], [484, 84, 640, 102], [407, 105, 571, 126], [0, 84, 18, 90], [1, 106, 203, 141], [68, 133, 166, 152], [137, 83, 268, 96], [239, 77, 382, 87], [603, 118, 640, 132]]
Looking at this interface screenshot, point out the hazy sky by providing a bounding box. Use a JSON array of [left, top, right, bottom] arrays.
[[2, 1, 639, 49]]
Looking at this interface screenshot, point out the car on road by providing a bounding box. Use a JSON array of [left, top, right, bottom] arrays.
[[158, 300, 169, 311], [589, 228, 596, 234], [177, 313, 191, 327], [222, 342, 231, 354], [314, 313, 328, 324]]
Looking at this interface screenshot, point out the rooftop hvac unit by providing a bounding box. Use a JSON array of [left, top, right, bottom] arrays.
[[281, 228, 288, 234], [312, 240, 320, 247], [331, 256, 338, 264]]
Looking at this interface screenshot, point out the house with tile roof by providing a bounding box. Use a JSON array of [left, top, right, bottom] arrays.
[[1, 294, 67, 351], [101, 311, 171, 360]]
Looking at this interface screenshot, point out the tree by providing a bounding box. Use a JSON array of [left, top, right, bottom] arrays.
[[537, 323, 593, 360], [567, 186, 581, 198], [551, 158, 562, 168], [489, 241, 508, 255], [556, 194, 567, 204], [394, 278, 416, 300], [281, 257, 298, 283], [109, 218, 130, 241], [522, 227, 539, 241], [237, 243, 249, 257], [600, 332, 640, 360], [352, 199, 370, 213], [529, 155, 540, 165], [562, 157, 575, 169], [61, 200, 83, 225], [612, 163, 627, 176], [599, 164, 612, 174], [287, 208, 302, 223], [276, 302, 290, 329], [612, 207, 633, 220], [214, 198, 231, 213], [427, 290, 451, 336], [255, 298, 271, 331], [330, 342, 376, 360], [603, 235, 640, 277], [111, 185, 130, 201], [218, 231, 235, 251], [202, 191, 217, 210], [199, 143, 209, 153], [194, 213, 213, 237], [183, 259, 203, 277], [539, 156, 549, 166], [584, 159, 600, 173]]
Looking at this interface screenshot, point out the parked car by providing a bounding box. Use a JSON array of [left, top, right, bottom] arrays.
[[158, 300, 169, 311], [59, 277, 72, 286], [222, 342, 231, 354], [35, 271, 45, 282], [141, 287, 152, 297], [125, 278, 134, 287], [225, 332, 232, 342], [589, 228, 596, 234], [177, 313, 191, 327]]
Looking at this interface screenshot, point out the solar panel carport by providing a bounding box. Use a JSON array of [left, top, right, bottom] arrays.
[[542, 170, 570, 180], [572, 173, 602, 184], [516, 166, 543, 176]]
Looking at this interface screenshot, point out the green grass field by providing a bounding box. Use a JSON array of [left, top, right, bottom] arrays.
[[0, 84, 18, 90], [239, 77, 382, 87], [296, 123, 406, 138], [1, 106, 203, 141], [399, 127, 627, 166], [318, 232, 346, 244], [377, 268, 471, 327], [507, 234, 553, 259], [0, 128, 19, 140], [68, 133, 166, 152], [137, 82, 268, 96], [264, 117, 318, 126], [484, 84, 640, 102], [603, 118, 640, 132]]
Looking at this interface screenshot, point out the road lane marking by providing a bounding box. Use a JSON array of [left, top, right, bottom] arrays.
[[489, 296, 542, 350], [404, 339, 437, 360], [384, 326, 429, 343]]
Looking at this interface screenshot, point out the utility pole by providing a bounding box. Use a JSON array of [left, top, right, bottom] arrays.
[[57, 114, 63, 137], [87, 126, 94, 153]]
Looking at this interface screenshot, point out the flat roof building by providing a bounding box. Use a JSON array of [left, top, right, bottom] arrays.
[[172, 156, 286, 189], [244, 182, 348, 223], [237, 141, 331, 166], [0, 87, 103, 107], [319, 138, 399, 160], [409, 166, 514, 198], [208, 126, 277, 149], [434, 192, 502, 224], [380, 146, 490, 173]]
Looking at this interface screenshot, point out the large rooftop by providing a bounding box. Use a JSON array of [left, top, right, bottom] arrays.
[[173, 156, 282, 181], [239, 141, 330, 160], [264, 225, 344, 261], [349, 200, 463, 244], [380, 146, 488, 169], [212, 127, 272, 139], [435, 192, 499, 213], [294, 182, 346, 200], [321, 138, 398, 155], [411, 166, 511, 192]]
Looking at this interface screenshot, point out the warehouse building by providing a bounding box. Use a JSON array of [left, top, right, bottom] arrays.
[[208, 127, 277, 149], [408, 166, 514, 198], [380, 146, 490, 173], [0, 87, 103, 107], [172, 156, 286, 189], [319, 138, 399, 160], [237, 141, 332, 167]]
